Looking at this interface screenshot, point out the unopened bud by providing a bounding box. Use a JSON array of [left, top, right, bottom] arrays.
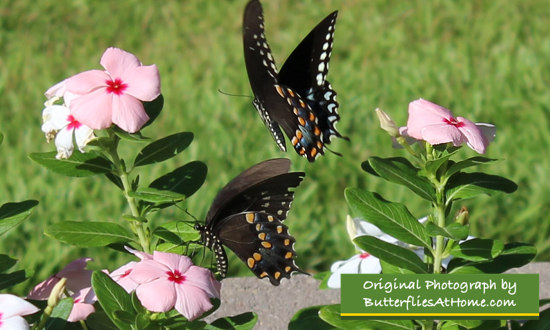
[[345, 215, 356, 241], [375, 108, 399, 137], [456, 206, 469, 225], [47, 277, 67, 308]]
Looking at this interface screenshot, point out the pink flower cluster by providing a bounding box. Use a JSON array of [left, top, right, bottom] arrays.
[[41, 47, 161, 158], [28, 251, 220, 323], [111, 249, 221, 321], [401, 99, 494, 154], [49, 47, 161, 133]]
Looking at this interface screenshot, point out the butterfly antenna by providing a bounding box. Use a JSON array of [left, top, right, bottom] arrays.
[[217, 89, 254, 99]]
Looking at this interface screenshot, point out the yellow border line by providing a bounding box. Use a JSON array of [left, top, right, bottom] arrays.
[[341, 313, 539, 317]]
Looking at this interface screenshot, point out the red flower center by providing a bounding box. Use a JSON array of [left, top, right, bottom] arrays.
[[443, 116, 465, 128], [166, 270, 186, 284], [0, 312, 4, 326], [120, 269, 132, 279], [66, 115, 82, 130], [359, 252, 370, 259], [106, 78, 128, 95]]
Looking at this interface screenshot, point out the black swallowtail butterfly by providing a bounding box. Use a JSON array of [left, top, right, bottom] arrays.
[[243, 0, 347, 162], [195, 158, 307, 285]]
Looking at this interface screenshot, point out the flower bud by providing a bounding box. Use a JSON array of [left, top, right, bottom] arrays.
[[456, 206, 469, 225], [47, 277, 67, 308], [345, 215, 356, 241], [375, 108, 399, 137]]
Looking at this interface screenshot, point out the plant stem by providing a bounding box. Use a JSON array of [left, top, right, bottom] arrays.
[[106, 132, 150, 253]]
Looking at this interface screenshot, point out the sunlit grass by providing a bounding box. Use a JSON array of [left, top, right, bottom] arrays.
[[1, 0, 550, 295]]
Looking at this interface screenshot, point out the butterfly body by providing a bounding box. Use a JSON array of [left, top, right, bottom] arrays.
[[196, 158, 306, 285], [243, 0, 346, 162]]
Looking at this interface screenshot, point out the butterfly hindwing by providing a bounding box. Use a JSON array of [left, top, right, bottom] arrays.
[[243, 0, 341, 162], [217, 212, 303, 285]]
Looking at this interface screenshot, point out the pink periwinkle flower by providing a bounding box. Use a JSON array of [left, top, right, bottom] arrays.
[[109, 247, 153, 293], [28, 258, 96, 322], [403, 98, 490, 154], [62, 47, 160, 133], [0, 294, 39, 330], [129, 251, 221, 321]]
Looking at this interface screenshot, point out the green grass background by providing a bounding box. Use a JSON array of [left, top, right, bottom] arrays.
[[2, 0, 550, 294]]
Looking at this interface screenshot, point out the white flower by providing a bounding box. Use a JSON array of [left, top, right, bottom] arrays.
[[0, 294, 39, 330], [328, 252, 381, 288], [41, 104, 95, 159], [328, 216, 429, 289]]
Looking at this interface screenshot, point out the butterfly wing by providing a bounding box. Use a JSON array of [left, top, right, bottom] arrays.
[[217, 212, 305, 285], [206, 158, 291, 222], [279, 11, 346, 144], [243, 0, 326, 161], [199, 158, 306, 284]]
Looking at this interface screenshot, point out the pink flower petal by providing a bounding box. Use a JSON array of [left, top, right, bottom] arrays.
[[100, 47, 142, 78], [1, 315, 31, 330], [406, 99, 453, 139], [123, 65, 161, 101], [110, 262, 139, 293], [135, 279, 176, 312], [174, 283, 214, 321], [0, 294, 39, 318], [67, 302, 95, 322], [420, 123, 465, 146], [28, 277, 59, 300], [130, 260, 170, 283], [70, 88, 113, 130], [65, 70, 110, 94], [110, 94, 149, 133], [457, 117, 488, 154], [183, 266, 221, 299], [151, 252, 192, 273]]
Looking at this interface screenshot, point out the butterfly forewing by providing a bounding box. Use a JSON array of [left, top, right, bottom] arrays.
[[206, 158, 291, 222]]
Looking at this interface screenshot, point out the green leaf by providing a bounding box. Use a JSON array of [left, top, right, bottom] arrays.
[[448, 242, 536, 274], [134, 132, 193, 167], [425, 222, 469, 240], [446, 172, 517, 203], [289, 306, 335, 330], [45, 297, 73, 330], [142, 94, 164, 128], [449, 238, 504, 261], [354, 236, 428, 273], [319, 304, 415, 329], [366, 157, 435, 201], [0, 132, 3, 145], [345, 188, 431, 249], [445, 156, 497, 178], [92, 271, 135, 330], [86, 311, 119, 330], [153, 221, 200, 244], [0, 270, 26, 290], [129, 187, 186, 204], [30, 151, 113, 177], [424, 152, 456, 174], [207, 312, 258, 329], [0, 254, 17, 273], [380, 259, 415, 274], [150, 161, 207, 199], [0, 200, 38, 236], [112, 126, 151, 142], [45, 221, 133, 247]]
